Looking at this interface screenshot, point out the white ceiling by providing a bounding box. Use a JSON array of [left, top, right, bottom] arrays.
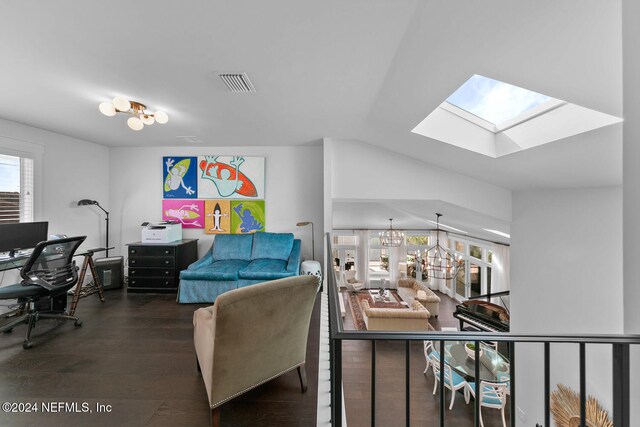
[[332, 199, 511, 245], [0, 1, 623, 191]]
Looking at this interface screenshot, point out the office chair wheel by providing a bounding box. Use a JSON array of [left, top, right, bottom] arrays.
[[23, 341, 33, 349], [74, 320, 82, 327]]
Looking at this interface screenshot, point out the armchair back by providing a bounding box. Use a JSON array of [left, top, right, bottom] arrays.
[[193, 274, 320, 409]]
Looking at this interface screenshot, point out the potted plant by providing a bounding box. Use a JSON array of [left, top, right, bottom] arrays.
[[465, 342, 483, 359]]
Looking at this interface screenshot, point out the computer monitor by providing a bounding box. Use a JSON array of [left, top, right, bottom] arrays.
[[0, 221, 49, 256]]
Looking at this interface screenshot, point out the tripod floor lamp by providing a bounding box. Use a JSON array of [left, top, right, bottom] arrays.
[[77, 199, 110, 257]]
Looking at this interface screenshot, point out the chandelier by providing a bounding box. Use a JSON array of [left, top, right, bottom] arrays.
[[379, 218, 404, 247], [426, 213, 463, 280], [99, 96, 169, 131]]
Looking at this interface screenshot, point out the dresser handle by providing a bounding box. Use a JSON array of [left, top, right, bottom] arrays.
[[131, 280, 136, 284], [131, 270, 135, 274], [131, 249, 136, 254], [165, 271, 170, 275], [165, 281, 169, 285], [131, 260, 136, 264], [165, 260, 170, 265], [165, 250, 170, 254]]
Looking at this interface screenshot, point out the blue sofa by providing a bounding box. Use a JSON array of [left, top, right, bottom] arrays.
[[177, 232, 301, 303]]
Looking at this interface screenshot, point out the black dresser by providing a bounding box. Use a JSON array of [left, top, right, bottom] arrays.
[[126, 239, 198, 293]]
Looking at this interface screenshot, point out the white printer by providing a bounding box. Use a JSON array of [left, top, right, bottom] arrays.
[[141, 221, 183, 243]]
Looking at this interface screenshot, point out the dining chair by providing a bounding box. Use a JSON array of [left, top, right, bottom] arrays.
[[466, 380, 509, 427], [423, 340, 442, 374], [431, 353, 469, 410]]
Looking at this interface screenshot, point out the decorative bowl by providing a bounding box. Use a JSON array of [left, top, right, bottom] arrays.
[[465, 343, 483, 360]]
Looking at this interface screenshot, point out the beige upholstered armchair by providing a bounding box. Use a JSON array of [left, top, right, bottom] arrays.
[[193, 275, 320, 427]]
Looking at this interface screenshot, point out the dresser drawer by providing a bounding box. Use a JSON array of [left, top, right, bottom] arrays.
[[128, 246, 175, 257], [128, 268, 174, 278], [128, 257, 174, 268], [128, 277, 175, 289]]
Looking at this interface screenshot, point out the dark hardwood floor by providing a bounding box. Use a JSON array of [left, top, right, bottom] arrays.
[[341, 289, 510, 427], [0, 288, 320, 427]]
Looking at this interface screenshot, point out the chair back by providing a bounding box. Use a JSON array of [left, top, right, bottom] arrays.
[[205, 274, 320, 408], [479, 380, 508, 408], [20, 236, 86, 290]]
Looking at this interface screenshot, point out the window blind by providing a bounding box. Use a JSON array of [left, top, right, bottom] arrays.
[[0, 153, 33, 223]]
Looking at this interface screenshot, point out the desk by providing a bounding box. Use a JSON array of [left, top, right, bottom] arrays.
[[0, 254, 29, 272], [443, 341, 510, 382]]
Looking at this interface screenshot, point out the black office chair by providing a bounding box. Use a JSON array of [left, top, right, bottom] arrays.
[[0, 236, 86, 349]]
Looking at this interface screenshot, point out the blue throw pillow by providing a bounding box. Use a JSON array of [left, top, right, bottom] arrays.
[[251, 232, 294, 261], [212, 234, 253, 261]]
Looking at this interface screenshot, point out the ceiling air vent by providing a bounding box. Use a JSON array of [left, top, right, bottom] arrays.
[[218, 73, 256, 93]]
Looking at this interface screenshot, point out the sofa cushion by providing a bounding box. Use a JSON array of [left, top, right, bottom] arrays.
[[180, 260, 250, 281], [239, 259, 295, 280], [251, 232, 294, 261], [212, 234, 253, 261]]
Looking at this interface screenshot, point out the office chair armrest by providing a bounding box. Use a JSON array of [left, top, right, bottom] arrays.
[[22, 272, 56, 291]]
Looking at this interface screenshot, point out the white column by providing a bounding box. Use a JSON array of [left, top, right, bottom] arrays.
[[355, 230, 369, 287]]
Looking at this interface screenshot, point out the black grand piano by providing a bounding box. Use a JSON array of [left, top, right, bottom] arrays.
[[453, 291, 510, 333]]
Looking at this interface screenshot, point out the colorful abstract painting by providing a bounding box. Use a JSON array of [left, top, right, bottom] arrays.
[[163, 156, 198, 199], [162, 200, 204, 228], [230, 200, 265, 234], [204, 200, 231, 234], [197, 156, 265, 199]]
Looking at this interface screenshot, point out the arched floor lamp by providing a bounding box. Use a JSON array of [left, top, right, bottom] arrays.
[[296, 221, 314, 261], [77, 199, 110, 257]]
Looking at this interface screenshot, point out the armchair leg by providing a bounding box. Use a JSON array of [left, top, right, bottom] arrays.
[[297, 364, 308, 393], [211, 407, 220, 427]]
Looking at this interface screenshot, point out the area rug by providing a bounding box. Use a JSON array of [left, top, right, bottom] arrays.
[[345, 290, 435, 331]]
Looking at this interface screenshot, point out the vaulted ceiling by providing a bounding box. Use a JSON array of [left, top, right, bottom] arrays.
[[0, 1, 622, 191]]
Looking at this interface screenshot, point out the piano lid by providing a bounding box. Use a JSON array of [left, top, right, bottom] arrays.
[[456, 300, 510, 323]]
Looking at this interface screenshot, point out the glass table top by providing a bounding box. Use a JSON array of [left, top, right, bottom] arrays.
[[435, 341, 510, 382]]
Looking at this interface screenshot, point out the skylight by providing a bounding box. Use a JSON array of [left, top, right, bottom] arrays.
[[411, 73, 622, 158], [446, 74, 551, 125]]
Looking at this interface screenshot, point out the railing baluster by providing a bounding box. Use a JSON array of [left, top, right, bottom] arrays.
[[612, 343, 630, 427], [406, 340, 410, 427], [474, 340, 480, 427], [440, 340, 445, 427], [332, 338, 342, 427], [545, 342, 550, 427], [510, 341, 516, 427], [580, 343, 586, 427], [371, 340, 376, 427]]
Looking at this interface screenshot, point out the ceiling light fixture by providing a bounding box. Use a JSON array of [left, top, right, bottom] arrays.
[[379, 218, 404, 247], [98, 97, 169, 131], [426, 213, 463, 280]]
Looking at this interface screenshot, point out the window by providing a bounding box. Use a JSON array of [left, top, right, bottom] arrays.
[[470, 245, 482, 260], [332, 233, 357, 275], [0, 153, 34, 223], [446, 74, 551, 126], [406, 234, 430, 281], [368, 234, 389, 280]]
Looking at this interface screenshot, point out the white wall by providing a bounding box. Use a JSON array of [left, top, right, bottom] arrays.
[[0, 119, 110, 292], [326, 138, 512, 222], [622, 2, 640, 424], [108, 145, 323, 264], [511, 186, 623, 426]]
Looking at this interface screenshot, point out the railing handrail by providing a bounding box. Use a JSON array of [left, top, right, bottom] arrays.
[[326, 232, 640, 345]]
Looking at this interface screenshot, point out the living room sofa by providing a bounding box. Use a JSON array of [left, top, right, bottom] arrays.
[[397, 278, 441, 317], [359, 299, 431, 331], [178, 232, 301, 303]]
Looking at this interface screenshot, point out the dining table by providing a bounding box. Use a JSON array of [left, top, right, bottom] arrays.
[[441, 341, 510, 382]]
